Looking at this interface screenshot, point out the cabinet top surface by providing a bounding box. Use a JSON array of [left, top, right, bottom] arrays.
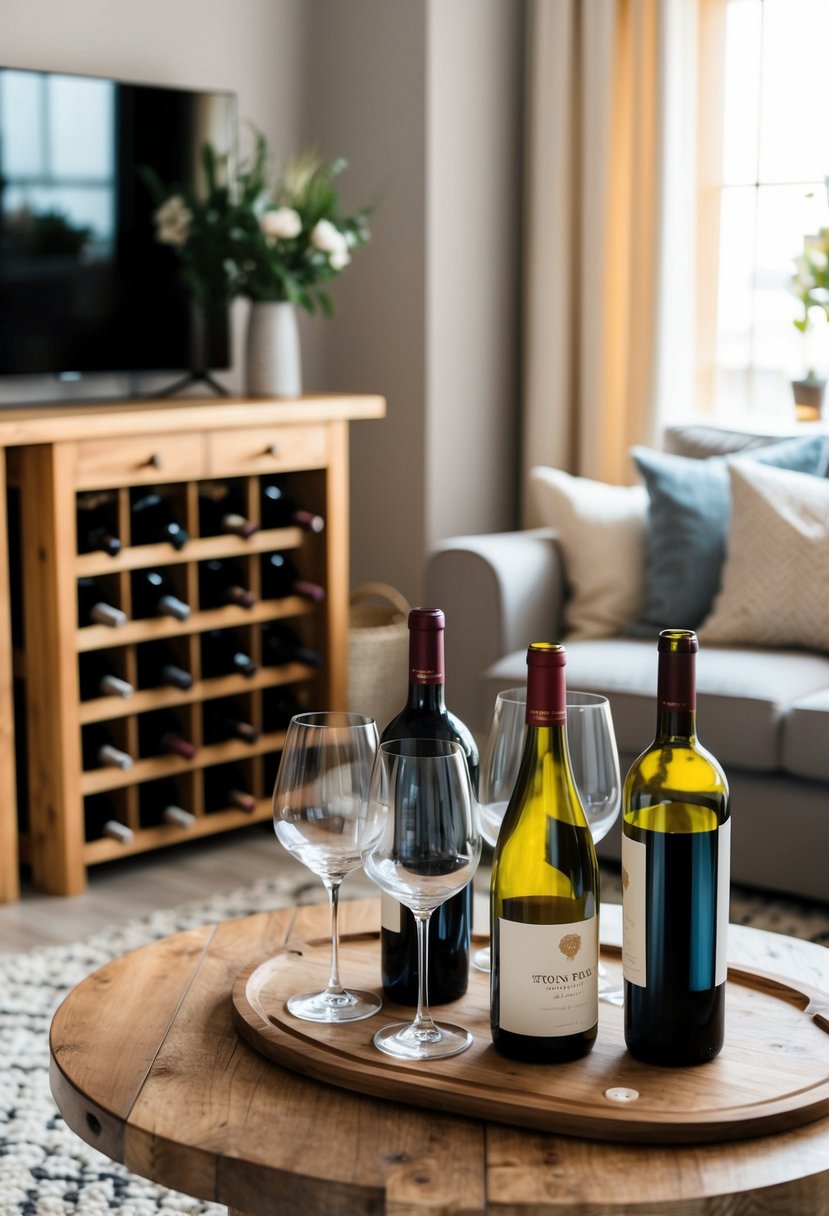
[[0, 393, 386, 447]]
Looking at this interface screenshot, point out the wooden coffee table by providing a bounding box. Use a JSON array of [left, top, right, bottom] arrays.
[[50, 899, 829, 1215]]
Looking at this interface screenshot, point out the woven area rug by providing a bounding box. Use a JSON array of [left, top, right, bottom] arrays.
[[2, 865, 828, 1216]]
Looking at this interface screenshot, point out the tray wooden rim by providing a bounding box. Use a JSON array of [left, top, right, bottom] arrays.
[[231, 930, 829, 1146]]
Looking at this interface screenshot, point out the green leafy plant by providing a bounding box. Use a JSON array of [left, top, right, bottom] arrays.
[[791, 226, 829, 381]]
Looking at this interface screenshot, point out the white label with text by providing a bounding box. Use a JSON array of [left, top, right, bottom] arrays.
[[497, 915, 598, 1036]]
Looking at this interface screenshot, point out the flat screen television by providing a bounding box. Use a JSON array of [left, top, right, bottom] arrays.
[[0, 67, 236, 380]]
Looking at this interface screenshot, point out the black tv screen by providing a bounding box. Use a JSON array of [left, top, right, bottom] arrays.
[[0, 68, 236, 376]]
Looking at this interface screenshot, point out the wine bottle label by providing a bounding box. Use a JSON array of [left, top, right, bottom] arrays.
[[621, 833, 648, 987], [497, 915, 598, 1036], [380, 891, 402, 933]]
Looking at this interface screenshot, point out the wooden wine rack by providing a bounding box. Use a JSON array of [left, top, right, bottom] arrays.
[[0, 394, 385, 898]]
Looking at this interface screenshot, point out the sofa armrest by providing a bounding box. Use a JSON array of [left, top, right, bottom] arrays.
[[424, 528, 566, 733]]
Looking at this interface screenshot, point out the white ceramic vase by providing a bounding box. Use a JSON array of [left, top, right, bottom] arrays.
[[245, 300, 302, 398]]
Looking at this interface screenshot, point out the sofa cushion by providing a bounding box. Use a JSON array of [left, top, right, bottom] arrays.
[[630, 435, 829, 636], [663, 422, 824, 459], [481, 638, 829, 772], [701, 461, 829, 652], [529, 466, 648, 639], [781, 689, 829, 781]]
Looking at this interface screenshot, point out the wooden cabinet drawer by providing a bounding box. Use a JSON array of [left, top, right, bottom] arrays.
[[207, 425, 328, 476], [75, 433, 207, 488]]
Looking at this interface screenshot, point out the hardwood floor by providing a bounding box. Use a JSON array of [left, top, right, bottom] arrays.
[[0, 823, 303, 954]]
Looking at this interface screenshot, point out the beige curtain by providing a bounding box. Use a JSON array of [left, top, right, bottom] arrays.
[[522, 0, 702, 510]]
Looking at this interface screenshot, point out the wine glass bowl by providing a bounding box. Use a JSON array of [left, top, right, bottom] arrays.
[[272, 710, 382, 1023], [362, 738, 481, 1060]]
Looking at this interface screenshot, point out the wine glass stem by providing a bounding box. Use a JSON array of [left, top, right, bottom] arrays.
[[324, 878, 346, 997], [412, 909, 439, 1035]]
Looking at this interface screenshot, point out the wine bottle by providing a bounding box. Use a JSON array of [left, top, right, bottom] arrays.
[[490, 642, 600, 1063], [139, 780, 196, 829], [198, 482, 258, 539], [198, 559, 255, 610], [78, 653, 134, 701], [131, 569, 190, 621], [76, 492, 121, 556], [203, 698, 260, 745], [260, 478, 325, 533], [84, 794, 134, 843], [261, 621, 323, 669], [622, 629, 730, 1067], [380, 607, 479, 1006], [130, 490, 189, 550], [201, 629, 258, 679], [138, 709, 197, 760], [261, 685, 302, 732], [77, 578, 127, 629], [204, 764, 256, 814], [260, 553, 325, 603], [82, 724, 133, 772], [137, 642, 193, 691]]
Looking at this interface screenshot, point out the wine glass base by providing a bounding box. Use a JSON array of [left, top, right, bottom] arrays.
[[472, 944, 491, 974], [287, 988, 382, 1023], [373, 1019, 473, 1060]]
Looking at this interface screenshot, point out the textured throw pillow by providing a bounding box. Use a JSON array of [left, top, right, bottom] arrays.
[[631, 435, 829, 635], [530, 466, 648, 639], [700, 461, 829, 651]]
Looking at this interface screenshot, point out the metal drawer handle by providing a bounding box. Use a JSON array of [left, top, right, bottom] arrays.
[[265, 443, 280, 457], [147, 452, 163, 469]]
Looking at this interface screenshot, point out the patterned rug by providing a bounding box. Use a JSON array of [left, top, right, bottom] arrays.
[[1, 865, 828, 1216]]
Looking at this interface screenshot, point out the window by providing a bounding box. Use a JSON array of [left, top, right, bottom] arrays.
[[712, 0, 829, 417]]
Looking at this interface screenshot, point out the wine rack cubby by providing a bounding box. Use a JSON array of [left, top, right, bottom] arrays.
[[3, 395, 384, 897]]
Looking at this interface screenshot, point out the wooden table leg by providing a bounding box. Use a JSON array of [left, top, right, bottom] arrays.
[[0, 450, 20, 903]]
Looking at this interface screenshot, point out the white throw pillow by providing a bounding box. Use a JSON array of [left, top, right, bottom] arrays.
[[529, 466, 648, 639], [700, 461, 829, 651]]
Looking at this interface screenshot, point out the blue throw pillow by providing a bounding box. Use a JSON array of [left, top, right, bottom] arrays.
[[630, 435, 829, 635]]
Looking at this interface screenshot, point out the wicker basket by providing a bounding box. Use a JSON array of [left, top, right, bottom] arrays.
[[347, 583, 410, 728]]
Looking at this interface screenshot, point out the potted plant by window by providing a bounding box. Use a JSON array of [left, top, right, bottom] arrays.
[[790, 226, 829, 420]]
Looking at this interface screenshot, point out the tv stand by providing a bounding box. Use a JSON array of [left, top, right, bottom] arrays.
[[150, 370, 230, 399]]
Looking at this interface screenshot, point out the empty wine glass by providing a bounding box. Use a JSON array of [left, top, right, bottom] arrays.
[[361, 738, 482, 1060], [272, 711, 382, 1023]]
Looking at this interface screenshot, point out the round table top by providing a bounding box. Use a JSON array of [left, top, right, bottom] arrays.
[[49, 899, 829, 1216]]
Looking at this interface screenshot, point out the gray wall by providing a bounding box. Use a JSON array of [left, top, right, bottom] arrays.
[[0, 0, 524, 603]]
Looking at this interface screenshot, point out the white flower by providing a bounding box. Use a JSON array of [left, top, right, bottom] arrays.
[[260, 206, 302, 240], [329, 246, 351, 271], [155, 195, 192, 247], [310, 218, 347, 256]]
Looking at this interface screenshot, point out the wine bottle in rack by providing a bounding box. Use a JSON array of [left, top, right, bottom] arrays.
[[204, 764, 257, 814], [76, 492, 121, 556], [261, 621, 323, 669], [138, 709, 197, 759], [137, 642, 193, 691], [130, 490, 189, 550], [622, 629, 730, 1067], [82, 724, 133, 772], [261, 685, 303, 732], [77, 578, 127, 629], [260, 478, 325, 533], [260, 553, 325, 603], [490, 642, 600, 1063], [131, 569, 190, 621], [79, 652, 134, 701], [380, 607, 479, 1006], [203, 698, 260, 745], [84, 794, 134, 843], [201, 629, 258, 679], [139, 780, 196, 829], [198, 482, 258, 539], [198, 559, 256, 610]]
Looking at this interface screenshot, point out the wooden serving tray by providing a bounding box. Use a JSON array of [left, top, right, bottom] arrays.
[[231, 930, 829, 1146]]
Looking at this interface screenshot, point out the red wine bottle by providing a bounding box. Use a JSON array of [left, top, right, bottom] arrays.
[[131, 569, 190, 621], [138, 709, 197, 759], [260, 553, 325, 603], [261, 685, 302, 732], [137, 642, 193, 691], [139, 780, 196, 828], [261, 621, 323, 669], [76, 492, 121, 556], [77, 578, 127, 628], [380, 608, 479, 1005], [198, 482, 258, 539], [84, 794, 134, 843], [198, 559, 255, 610], [260, 479, 325, 533], [204, 764, 256, 814], [130, 490, 189, 550], [79, 653, 134, 701], [623, 630, 730, 1066], [203, 698, 260, 745], [82, 725, 133, 771], [201, 629, 258, 678]]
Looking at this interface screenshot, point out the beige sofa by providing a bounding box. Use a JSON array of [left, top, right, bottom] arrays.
[[425, 423, 829, 903]]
